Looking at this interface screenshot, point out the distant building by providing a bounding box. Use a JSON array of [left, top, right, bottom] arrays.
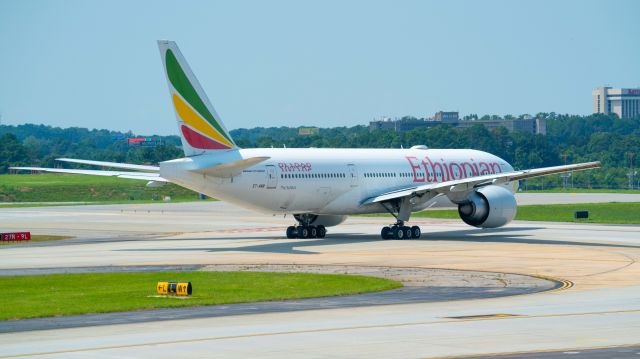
[[535, 118, 547, 135], [593, 87, 640, 118], [127, 137, 163, 147], [369, 117, 439, 132], [369, 111, 545, 135], [298, 127, 319, 136], [456, 117, 546, 135], [433, 111, 459, 123], [369, 112, 458, 132]]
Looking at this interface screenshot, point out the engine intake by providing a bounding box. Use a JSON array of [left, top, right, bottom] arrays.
[[457, 185, 517, 228]]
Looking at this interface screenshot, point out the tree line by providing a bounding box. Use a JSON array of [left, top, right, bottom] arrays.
[[1, 113, 638, 189]]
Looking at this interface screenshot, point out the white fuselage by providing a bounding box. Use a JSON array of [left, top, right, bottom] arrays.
[[159, 148, 515, 216]]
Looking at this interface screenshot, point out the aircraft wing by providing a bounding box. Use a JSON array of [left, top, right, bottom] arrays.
[[362, 161, 600, 205], [10, 167, 169, 182], [56, 158, 160, 172]]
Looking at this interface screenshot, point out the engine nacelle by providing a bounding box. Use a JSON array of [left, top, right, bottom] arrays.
[[293, 214, 348, 227], [457, 185, 517, 228]]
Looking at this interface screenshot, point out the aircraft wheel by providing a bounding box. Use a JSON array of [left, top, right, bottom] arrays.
[[286, 226, 297, 239], [297, 226, 309, 239], [411, 226, 421, 239], [403, 226, 412, 239], [394, 226, 405, 240], [381, 227, 391, 239], [309, 226, 318, 238], [317, 225, 326, 238]]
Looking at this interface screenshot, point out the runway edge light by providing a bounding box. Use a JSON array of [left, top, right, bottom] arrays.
[[157, 281, 192, 296]]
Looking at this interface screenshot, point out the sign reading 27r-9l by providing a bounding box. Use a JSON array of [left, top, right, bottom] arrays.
[[1, 232, 31, 241]]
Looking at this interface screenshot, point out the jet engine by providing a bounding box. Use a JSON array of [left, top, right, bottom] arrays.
[[293, 214, 348, 227], [457, 185, 517, 228]]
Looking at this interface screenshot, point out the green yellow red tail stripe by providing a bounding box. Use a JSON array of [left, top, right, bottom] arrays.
[[159, 41, 237, 153]]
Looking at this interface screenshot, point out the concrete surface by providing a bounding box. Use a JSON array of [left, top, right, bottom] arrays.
[[0, 200, 639, 358], [465, 345, 640, 358]]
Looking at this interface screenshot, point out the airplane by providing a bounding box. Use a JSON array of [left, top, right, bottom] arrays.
[[12, 40, 601, 240]]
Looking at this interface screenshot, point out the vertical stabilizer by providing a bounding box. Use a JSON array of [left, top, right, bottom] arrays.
[[158, 40, 237, 156]]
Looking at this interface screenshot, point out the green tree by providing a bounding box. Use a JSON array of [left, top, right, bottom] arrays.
[[0, 133, 29, 173]]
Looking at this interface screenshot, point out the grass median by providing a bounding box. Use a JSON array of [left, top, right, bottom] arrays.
[[403, 202, 640, 224], [0, 271, 401, 320], [0, 174, 204, 203]]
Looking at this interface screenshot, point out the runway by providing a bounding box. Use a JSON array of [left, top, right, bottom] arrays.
[[1, 200, 639, 358]]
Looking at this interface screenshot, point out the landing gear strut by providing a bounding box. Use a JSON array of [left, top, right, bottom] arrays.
[[286, 214, 326, 239], [379, 197, 422, 240]]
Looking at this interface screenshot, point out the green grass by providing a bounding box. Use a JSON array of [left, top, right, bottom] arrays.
[[401, 202, 640, 224], [0, 174, 203, 202], [520, 188, 640, 194], [0, 271, 401, 320], [0, 199, 211, 208]]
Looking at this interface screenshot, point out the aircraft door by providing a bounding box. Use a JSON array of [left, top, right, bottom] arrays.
[[348, 164, 358, 187], [266, 165, 278, 189]]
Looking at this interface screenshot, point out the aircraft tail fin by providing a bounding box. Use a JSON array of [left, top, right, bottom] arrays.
[[158, 40, 237, 156]]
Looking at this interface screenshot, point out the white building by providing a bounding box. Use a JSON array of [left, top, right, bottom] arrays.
[[593, 87, 640, 118]]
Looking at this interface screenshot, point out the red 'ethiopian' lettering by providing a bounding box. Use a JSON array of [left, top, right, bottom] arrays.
[[406, 156, 424, 182], [460, 162, 477, 177], [449, 162, 463, 180], [405, 156, 503, 183]]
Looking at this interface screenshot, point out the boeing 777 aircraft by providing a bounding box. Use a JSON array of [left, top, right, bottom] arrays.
[[13, 41, 600, 239]]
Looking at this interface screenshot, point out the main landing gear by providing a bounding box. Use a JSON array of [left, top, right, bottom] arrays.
[[286, 214, 326, 239], [379, 197, 422, 240], [380, 221, 421, 240], [286, 225, 326, 239]]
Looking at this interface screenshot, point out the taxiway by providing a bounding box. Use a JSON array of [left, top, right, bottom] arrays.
[[0, 200, 639, 358]]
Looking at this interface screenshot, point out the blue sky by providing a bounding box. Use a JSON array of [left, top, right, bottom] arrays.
[[0, 0, 638, 135]]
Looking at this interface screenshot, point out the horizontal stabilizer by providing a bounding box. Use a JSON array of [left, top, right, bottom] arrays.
[[191, 156, 270, 177], [56, 158, 160, 172], [10, 167, 169, 182]]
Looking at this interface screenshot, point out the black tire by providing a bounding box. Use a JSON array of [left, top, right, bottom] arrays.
[[381, 227, 391, 239], [394, 226, 404, 240], [403, 226, 412, 239], [286, 226, 297, 239], [317, 225, 326, 238], [309, 226, 317, 238], [297, 226, 308, 238], [411, 226, 421, 239]]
